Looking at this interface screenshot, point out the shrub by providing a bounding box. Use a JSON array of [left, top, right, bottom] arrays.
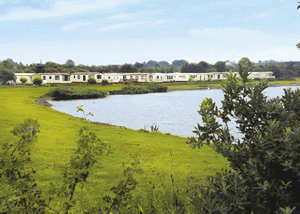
[[120, 85, 150, 94], [47, 86, 106, 100], [147, 84, 167, 92], [20, 77, 28, 84], [186, 58, 300, 213], [132, 80, 138, 85], [87, 77, 97, 84], [33, 77, 43, 85], [124, 81, 130, 85], [138, 129, 149, 133], [101, 79, 109, 86]]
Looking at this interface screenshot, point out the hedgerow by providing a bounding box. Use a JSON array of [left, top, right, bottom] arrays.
[[47, 86, 106, 100]]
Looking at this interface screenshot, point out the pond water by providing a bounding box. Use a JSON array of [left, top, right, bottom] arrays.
[[48, 86, 299, 138]]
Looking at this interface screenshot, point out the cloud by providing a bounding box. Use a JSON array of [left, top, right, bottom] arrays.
[[189, 27, 260, 39], [61, 21, 92, 31], [95, 19, 171, 32], [241, 10, 275, 21], [0, 0, 20, 5], [109, 13, 137, 19], [0, 0, 141, 22]]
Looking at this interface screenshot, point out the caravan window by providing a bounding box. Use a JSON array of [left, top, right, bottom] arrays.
[[55, 75, 60, 80]]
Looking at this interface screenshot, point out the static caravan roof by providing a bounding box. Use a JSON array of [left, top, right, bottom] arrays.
[[153, 73, 167, 76], [39, 73, 69, 75], [72, 72, 99, 75], [251, 71, 273, 73], [15, 73, 36, 76]]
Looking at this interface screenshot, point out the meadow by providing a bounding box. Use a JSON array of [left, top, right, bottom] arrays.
[[0, 85, 228, 212], [1, 78, 299, 212]]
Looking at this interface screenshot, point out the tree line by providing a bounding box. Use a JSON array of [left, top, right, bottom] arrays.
[[1, 56, 300, 85]]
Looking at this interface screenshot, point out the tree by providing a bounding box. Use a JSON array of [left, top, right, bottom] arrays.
[[167, 65, 176, 73], [20, 77, 28, 84], [158, 61, 170, 67], [206, 66, 217, 73], [0, 66, 15, 85], [33, 77, 43, 85], [1, 59, 14, 70], [269, 65, 282, 78], [198, 61, 210, 71], [238, 57, 252, 67], [134, 62, 144, 69], [181, 63, 189, 73], [225, 65, 235, 72], [87, 77, 97, 84], [214, 61, 226, 72], [120, 63, 137, 73], [171, 59, 188, 67], [146, 60, 158, 68], [30, 63, 44, 73], [65, 59, 75, 66], [186, 58, 300, 213]]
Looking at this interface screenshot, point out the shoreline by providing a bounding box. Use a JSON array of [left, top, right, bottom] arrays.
[[36, 84, 300, 133]]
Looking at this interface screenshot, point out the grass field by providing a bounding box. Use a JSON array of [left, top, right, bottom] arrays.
[[1, 79, 299, 211], [0, 86, 228, 211]]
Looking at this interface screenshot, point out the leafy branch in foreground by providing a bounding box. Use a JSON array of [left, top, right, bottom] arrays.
[[0, 119, 49, 213], [186, 57, 300, 213]]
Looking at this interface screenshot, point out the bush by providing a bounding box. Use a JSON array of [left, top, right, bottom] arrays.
[[48, 86, 106, 100], [276, 76, 296, 81], [120, 85, 150, 94], [87, 77, 97, 84], [132, 80, 138, 85], [20, 77, 28, 84], [186, 58, 300, 213], [147, 84, 168, 92], [124, 81, 130, 85], [101, 79, 109, 86], [138, 129, 149, 133], [33, 77, 43, 85]]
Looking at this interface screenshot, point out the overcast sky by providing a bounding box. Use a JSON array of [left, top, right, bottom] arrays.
[[0, 0, 299, 66]]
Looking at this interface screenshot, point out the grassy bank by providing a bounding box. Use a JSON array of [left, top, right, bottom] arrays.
[[0, 86, 228, 211]]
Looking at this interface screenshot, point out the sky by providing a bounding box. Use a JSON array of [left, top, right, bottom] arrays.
[[0, 0, 299, 66]]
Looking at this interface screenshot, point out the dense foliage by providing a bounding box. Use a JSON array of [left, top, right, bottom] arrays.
[[20, 77, 28, 84], [48, 86, 107, 100], [33, 77, 43, 85], [186, 58, 300, 213], [2, 57, 299, 78], [87, 77, 97, 84], [110, 84, 168, 94], [0, 64, 15, 85], [101, 79, 109, 86]]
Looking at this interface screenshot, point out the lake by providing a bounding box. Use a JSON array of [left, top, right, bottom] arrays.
[[48, 86, 299, 138]]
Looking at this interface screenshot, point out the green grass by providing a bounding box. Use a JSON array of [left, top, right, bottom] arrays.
[[268, 77, 300, 85], [0, 86, 228, 211]]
